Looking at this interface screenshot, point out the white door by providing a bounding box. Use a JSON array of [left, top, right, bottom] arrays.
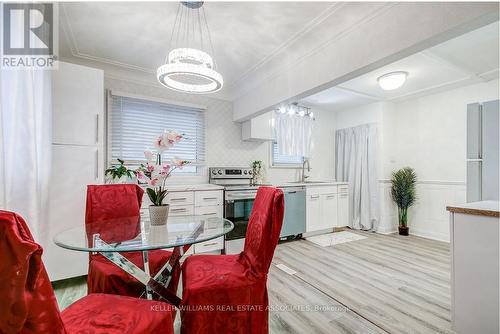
[[52, 62, 104, 146], [321, 193, 338, 228], [44, 144, 102, 281], [306, 194, 321, 232]]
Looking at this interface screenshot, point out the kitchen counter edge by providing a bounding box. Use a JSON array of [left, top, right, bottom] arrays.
[[446, 201, 500, 218]]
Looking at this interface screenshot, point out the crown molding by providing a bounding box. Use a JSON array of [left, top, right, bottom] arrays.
[[60, 2, 343, 100], [224, 2, 343, 89], [230, 3, 396, 100]]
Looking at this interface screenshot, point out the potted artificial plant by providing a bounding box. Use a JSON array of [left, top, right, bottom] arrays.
[[251, 160, 263, 186], [390, 167, 417, 236], [136, 130, 189, 226], [105, 159, 136, 184]]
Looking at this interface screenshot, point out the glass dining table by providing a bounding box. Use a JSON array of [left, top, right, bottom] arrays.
[[54, 214, 234, 307]]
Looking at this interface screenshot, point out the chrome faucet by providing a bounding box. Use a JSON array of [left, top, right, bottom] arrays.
[[301, 158, 310, 183]]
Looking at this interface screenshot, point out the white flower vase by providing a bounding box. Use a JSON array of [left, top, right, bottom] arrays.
[[149, 204, 170, 226]]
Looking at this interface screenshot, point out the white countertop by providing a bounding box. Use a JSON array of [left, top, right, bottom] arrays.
[[277, 181, 348, 187], [140, 183, 224, 192], [139, 181, 347, 192]]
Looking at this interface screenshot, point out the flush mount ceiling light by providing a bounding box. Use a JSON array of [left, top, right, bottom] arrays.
[[377, 71, 408, 91], [157, 2, 223, 94]]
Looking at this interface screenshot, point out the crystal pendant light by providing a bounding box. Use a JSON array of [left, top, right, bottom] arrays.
[[157, 2, 223, 94]]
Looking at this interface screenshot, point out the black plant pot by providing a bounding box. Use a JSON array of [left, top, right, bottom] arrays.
[[398, 226, 409, 236]]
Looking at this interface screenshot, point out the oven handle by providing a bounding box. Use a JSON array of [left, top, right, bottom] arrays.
[[225, 193, 257, 201]]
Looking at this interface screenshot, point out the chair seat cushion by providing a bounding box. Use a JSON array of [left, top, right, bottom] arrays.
[[88, 249, 172, 297], [62, 293, 174, 334]]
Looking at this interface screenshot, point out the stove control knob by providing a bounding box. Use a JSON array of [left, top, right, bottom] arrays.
[[249, 170, 252, 175], [211, 169, 217, 175], [217, 169, 222, 175], [243, 170, 248, 175]]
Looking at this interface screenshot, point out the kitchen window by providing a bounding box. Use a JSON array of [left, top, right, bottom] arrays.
[[271, 141, 304, 167], [109, 93, 205, 174]]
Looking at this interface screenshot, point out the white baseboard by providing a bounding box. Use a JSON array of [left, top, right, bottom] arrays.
[[377, 229, 397, 235], [409, 228, 449, 243]]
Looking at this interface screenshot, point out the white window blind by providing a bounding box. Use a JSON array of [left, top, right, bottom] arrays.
[[110, 94, 205, 173], [272, 141, 304, 166]]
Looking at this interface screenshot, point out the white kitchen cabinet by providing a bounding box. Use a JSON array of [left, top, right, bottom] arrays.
[[448, 202, 499, 334], [321, 192, 338, 228], [195, 190, 223, 207], [165, 191, 194, 206], [169, 205, 195, 216], [306, 185, 349, 233], [306, 193, 322, 232], [194, 205, 223, 218], [45, 62, 104, 281], [45, 145, 102, 280], [241, 111, 274, 141], [338, 191, 349, 227], [141, 189, 224, 254], [52, 62, 104, 146]]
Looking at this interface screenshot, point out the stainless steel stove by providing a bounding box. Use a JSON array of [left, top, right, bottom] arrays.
[[209, 167, 306, 254], [209, 167, 260, 254]]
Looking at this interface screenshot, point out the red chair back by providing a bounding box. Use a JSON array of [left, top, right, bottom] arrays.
[[242, 186, 284, 275], [85, 184, 144, 245], [0, 210, 66, 334]]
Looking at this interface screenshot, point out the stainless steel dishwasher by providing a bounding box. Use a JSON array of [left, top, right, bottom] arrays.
[[279, 186, 306, 239]]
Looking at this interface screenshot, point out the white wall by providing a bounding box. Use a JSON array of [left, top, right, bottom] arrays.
[[104, 77, 336, 185], [334, 79, 500, 241]]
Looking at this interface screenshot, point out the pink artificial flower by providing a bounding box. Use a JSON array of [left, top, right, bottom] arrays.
[[172, 157, 187, 169], [136, 170, 145, 180], [162, 163, 171, 173], [149, 178, 159, 187], [175, 135, 183, 142], [147, 164, 155, 172]]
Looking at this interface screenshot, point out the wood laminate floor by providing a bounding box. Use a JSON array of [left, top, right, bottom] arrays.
[[53, 231, 452, 334]]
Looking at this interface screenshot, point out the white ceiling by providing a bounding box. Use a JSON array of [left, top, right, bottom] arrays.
[[59, 2, 335, 97], [301, 21, 499, 111]]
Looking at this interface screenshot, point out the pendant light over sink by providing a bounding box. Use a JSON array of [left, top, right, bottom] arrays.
[[157, 2, 223, 94]]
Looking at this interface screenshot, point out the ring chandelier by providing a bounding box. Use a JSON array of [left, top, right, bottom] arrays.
[[157, 2, 223, 94]]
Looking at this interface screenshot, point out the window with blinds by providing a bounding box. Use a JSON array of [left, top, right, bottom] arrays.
[[271, 141, 304, 166], [110, 94, 205, 174]]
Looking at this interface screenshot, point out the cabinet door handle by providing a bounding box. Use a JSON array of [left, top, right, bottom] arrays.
[[171, 208, 187, 212], [95, 149, 99, 180], [203, 197, 217, 200], [202, 242, 218, 247], [95, 114, 99, 144], [310, 195, 320, 199], [202, 212, 215, 216], [326, 195, 336, 199], [171, 198, 187, 201]]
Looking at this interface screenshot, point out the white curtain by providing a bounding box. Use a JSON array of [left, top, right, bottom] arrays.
[[0, 69, 52, 241], [336, 123, 379, 230], [275, 111, 314, 158]]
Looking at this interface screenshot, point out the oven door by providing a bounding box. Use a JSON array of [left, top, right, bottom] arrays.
[[224, 190, 257, 241]]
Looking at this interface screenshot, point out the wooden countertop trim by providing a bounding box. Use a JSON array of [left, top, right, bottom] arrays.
[[446, 206, 499, 218]]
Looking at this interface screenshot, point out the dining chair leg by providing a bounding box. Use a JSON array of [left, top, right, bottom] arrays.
[[142, 250, 153, 300]]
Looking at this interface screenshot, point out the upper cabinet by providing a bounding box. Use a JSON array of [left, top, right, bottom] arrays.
[[52, 62, 104, 145], [242, 111, 274, 141]]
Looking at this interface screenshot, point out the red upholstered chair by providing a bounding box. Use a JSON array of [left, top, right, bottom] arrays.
[[180, 186, 285, 334], [0, 210, 174, 334], [86, 184, 179, 298]]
